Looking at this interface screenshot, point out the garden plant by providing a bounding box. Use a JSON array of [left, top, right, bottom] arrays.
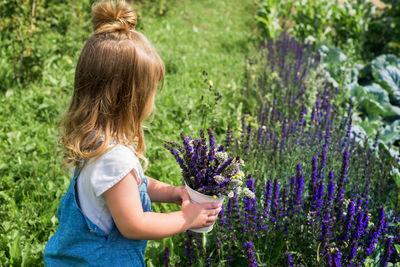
[[161, 33, 400, 267]]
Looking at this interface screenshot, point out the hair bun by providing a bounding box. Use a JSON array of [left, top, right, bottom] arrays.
[[92, 1, 137, 35]]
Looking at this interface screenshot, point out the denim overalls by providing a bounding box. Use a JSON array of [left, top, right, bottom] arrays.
[[44, 166, 152, 266]]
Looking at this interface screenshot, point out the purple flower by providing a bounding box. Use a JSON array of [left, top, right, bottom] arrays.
[[310, 156, 318, 202], [163, 144, 190, 185], [295, 163, 304, 212], [163, 247, 171, 267], [365, 207, 386, 258], [334, 249, 342, 267], [166, 129, 244, 198], [225, 124, 232, 148], [352, 210, 365, 242], [380, 237, 393, 267], [314, 180, 324, 214], [285, 250, 293, 266], [319, 144, 327, 180], [342, 201, 355, 242], [263, 179, 272, 225], [243, 241, 258, 267], [245, 122, 253, 154], [326, 171, 335, 205], [326, 254, 333, 267], [207, 128, 216, 169], [270, 177, 280, 222], [243, 175, 257, 232], [335, 150, 349, 221], [347, 241, 357, 265], [320, 212, 332, 243], [184, 231, 195, 264]]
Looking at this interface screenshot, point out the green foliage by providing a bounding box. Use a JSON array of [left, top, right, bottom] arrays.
[[320, 45, 400, 155], [256, 0, 286, 39], [256, 0, 376, 60], [364, 0, 400, 59], [0, 0, 92, 89]]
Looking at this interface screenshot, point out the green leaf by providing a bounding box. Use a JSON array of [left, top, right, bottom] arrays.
[[376, 66, 400, 105], [390, 168, 400, 188], [371, 54, 400, 74], [381, 120, 400, 145], [8, 232, 21, 264], [362, 83, 390, 103], [395, 244, 400, 254]]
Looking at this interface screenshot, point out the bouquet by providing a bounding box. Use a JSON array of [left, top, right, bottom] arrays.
[[164, 128, 254, 199]]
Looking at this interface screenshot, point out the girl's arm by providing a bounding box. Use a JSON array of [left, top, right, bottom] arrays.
[[104, 169, 221, 240], [146, 176, 182, 204]]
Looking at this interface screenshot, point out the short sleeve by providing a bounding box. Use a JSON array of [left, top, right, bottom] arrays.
[[86, 144, 144, 197]]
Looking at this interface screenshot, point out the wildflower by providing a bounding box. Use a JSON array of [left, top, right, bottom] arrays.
[[335, 150, 349, 221], [209, 80, 213, 87], [264, 179, 272, 222], [380, 237, 393, 267], [347, 242, 358, 266], [184, 231, 195, 264], [342, 201, 355, 242], [225, 124, 232, 148], [309, 156, 318, 203], [365, 207, 386, 258], [213, 175, 224, 184], [215, 151, 228, 162], [166, 129, 247, 198], [284, 251, 293, 266], [243, 187, 256, 199], [163, 247, 171, 267], [294, 163, 304, 212], [243, 241, 257, 267], [333, 250, 342, 267]]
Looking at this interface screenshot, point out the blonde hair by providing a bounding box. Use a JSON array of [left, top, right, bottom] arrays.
[[60, 0, 164, 168]]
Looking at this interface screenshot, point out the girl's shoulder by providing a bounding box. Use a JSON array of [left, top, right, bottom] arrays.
[[82, 143, 144, 197]]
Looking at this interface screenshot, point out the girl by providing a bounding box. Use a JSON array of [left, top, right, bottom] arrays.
[[44, 1, 222, 265]]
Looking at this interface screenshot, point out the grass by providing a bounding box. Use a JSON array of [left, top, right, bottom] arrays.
[[141, 0, 257, 204], [0, 0, 257, 265]]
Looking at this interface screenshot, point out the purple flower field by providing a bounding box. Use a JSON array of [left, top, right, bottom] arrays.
[[164, 34, 400, 266]]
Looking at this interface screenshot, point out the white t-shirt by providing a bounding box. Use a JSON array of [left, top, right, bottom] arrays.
[[76, 144, 145, 234]]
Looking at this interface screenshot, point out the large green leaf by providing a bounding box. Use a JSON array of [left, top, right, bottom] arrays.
[[381, 120, 400, 145], [360, 97, 400, 119], [371, 54, 400, 73], [354, 82, 400, 119], [353, 83, 390, 103], [391, 168, 400, 189], [318, 44, 347, 65], [376, 65, 400, 106]]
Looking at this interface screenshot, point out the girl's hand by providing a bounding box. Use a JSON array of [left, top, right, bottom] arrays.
[[171, 185, 185, 205], [178, 188, 222, 229]]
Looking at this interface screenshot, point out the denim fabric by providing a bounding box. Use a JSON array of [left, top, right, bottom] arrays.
[[44, 167, 152, 266]]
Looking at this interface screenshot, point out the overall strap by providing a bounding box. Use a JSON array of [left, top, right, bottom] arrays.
[[72, 159, 86, 180]]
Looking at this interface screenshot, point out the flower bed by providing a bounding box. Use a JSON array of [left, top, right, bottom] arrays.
[[164, 34, 400, 266]]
